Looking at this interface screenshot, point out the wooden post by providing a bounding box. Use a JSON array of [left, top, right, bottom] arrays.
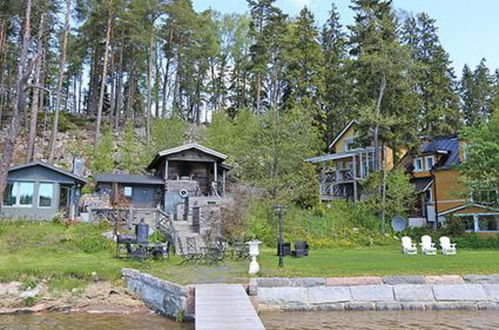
[[214, 162, 218, 183], [222, 169, 226, 195], [164, 160, 169, 180], [353, 155, 358, 202]]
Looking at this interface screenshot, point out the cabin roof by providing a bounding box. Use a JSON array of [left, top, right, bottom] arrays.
[[8, 161, 87, 184], [147, 143, 228, 170], [328, 120, 357, 150], [421, 134, 460, 169], [95, 174, 164, 185], [410, 177, 434, 193]]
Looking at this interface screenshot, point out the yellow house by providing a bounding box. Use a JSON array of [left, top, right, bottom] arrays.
[[305, 120, 395, 201], [402, 134, 499, 234]]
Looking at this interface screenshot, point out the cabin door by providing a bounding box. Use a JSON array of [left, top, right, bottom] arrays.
[[59, 185, 71, 217]]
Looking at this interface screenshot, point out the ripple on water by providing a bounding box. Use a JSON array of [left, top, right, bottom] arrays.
[[260, 310, 499, 330], [0, 313, 194, 330]]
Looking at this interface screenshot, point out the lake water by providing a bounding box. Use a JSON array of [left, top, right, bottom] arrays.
[[2, 310, 499, 329]]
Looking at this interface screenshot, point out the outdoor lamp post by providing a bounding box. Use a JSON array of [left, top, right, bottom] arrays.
[[275, 204, 284, 268], [246, 239, 262, 275]]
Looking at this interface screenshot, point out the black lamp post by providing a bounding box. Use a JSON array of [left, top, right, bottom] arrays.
[[275, 204, 284, 268]]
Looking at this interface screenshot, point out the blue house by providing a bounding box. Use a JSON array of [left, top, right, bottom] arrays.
[[1, 161, 87, 221]]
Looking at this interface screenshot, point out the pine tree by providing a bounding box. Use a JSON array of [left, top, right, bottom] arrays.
[[460, 59, 494, 126], [402, 13, 460, 135], [321, 3, 350, 143]]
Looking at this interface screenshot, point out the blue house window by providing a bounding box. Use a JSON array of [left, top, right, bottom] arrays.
[[38, 183, 54, 207], [3, 181, 34, 207]]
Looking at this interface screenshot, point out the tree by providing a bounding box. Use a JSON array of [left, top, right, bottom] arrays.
[[461, 111, 499, 205], [402, 13, 460, 135], [0, 0, 35, 210], [48, 0, 71, 163], [321, 3, 350, 143], [121, 121, 144, 173], [90, 127, 114, 174]]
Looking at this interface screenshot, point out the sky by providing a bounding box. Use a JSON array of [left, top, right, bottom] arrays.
[[192, 0, 499, 75]]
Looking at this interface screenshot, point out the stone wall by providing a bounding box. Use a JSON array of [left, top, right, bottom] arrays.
[[249, 275, 499, 311], [122, 269, 194, 320]]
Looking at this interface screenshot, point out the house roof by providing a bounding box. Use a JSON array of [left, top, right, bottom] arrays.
[[439, 203, 499, 216], [147, 143, 228, 170], [328, 120, 357, 150], [8, 161, 87, 184], [410, 177, 433, 194], [305, 147, 375, 164], [421, 134, 460, 169], [95, 174, 165, 185]]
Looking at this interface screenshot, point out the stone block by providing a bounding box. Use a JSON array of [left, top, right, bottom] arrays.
[[393, 284, 434, 302], [248, 278, 258, 296], [350, 285, 394, 302], [383, 276, 425, 285], [427, 302, 478, 310], [345, 302, 375, 311], [401, 302, 426, 310], [325, 276, 382, 287], [482, 284, 499, 301], [425, 275, 463, 285], [315, 303, 345, 311], [375, 302, 403, 311], [308, 286, 351, 304], [464, 275, 499, 284], [290, 277, 325, 287], [433, 284, 487, 301], [256, 277, 291, 287], [257, 287, 308, 304]]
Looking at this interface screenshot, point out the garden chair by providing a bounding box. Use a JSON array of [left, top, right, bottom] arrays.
[[419, 235, 437, 255], [439, 236, 457, 255], [401, 236, 417, 255]]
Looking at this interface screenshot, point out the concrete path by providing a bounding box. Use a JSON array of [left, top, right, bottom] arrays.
[[195, 284, 265, 330]]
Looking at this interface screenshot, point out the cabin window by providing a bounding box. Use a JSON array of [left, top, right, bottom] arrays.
[[413, 158, 423, 172], [461, 216, 475, 231], [344, 137, 355, 151], [124, 186, 133, 198], [3, 181, 34, 207], [38, 183, 54, 207], [425, 156, 435, 170], [3, 182, 15, 206], [478, 215, 499, 232]]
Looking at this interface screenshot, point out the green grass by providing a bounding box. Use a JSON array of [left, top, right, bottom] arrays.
[[1, 221, 499, 286]]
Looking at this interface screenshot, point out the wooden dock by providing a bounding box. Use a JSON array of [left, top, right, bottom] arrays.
[[195, 284, 265, 330]]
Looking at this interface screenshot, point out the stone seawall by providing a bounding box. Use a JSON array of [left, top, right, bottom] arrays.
[[122, 269, 194, 321], [249, 275, 499, 311]]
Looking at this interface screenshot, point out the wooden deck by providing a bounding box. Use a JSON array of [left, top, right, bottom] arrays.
[[195, 284, 265, 330]]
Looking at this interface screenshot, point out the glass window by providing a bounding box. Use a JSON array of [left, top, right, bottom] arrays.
[[460, 215, 475, 231], [413, 158, 423, 172], [425, 156, 435, 170], [3, 182, 16, 206], [478, 215, 499, 231], [38, 183, 53, 207], [344, 137, 355, 151], [18, 182, 34, 206], [124, 186, 133, 197]]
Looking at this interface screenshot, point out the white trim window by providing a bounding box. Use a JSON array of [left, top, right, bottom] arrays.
[[124, 186, 133, 198], [425, 156, 436, 171], [38, 183, 54, 208], [413, 157, 423, 172], [3, 181, 34, 207], [344, 137, 355, 151]]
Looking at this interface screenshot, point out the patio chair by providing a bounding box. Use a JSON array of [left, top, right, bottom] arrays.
[[401, 236, 417, 255], [419, 235, 437, 255], [439, 236, 457, 255]]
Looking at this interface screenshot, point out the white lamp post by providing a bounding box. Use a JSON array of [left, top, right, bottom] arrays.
[[246, 240, 262, 275]]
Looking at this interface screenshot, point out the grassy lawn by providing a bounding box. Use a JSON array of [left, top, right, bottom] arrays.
[[1, 222, 499, 286]]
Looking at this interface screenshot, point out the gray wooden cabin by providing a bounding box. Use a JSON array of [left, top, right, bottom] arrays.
[[1, 161, 87, 221]]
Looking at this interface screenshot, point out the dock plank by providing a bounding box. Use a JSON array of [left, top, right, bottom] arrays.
[[195, 284, 265, 330]]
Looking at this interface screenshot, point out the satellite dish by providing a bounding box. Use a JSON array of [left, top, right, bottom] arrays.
[[179, 189, 189, 198], [391, 216, 407, 232]]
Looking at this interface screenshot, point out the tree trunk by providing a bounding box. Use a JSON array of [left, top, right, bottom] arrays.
[[0, 0, 33, 210], [161, 30, 173, 117], [26, 14, 45, 162], [47, 0, 71, 163], [94, 12, 113, 148], [373, 73, 386, 172], [146, 34, 154, 144], [114, 49, 123, 129]]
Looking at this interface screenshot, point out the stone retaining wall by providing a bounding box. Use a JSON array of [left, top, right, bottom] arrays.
[[249, 275, 499, 311], [122, 269, 194, 320]]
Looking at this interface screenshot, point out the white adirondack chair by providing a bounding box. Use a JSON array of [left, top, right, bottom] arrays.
[[401, 236, 417, 255], [419, 235, 437, 255], [439, 236, 457, 255]]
